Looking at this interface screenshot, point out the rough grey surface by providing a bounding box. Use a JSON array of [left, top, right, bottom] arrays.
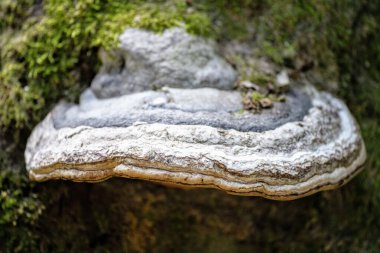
[[91, 28, 237, 98], [80, 87, 243, 113], [25, 86, 366, 200], [52, 87, 311, 132]]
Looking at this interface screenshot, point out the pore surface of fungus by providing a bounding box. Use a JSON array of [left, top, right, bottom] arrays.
[[25, 28, 366, 200]]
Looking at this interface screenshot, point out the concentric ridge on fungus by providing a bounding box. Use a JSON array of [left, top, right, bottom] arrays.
[[25, 86, 366, 200], [24, 28, 366, 200]]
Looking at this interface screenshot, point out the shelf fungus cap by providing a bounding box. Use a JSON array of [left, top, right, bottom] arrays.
[[25, 28, 366, 200], [24, 86, 366, 200]]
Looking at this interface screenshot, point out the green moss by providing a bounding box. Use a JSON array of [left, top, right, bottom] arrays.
[[94, 1, 211, 50], [0, 151, 44, 253], [0, 0, 212, 135], [0, 0, 35, 30]]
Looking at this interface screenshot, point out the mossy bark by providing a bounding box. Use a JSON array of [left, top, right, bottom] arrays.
[[1, 1, 380, 252]]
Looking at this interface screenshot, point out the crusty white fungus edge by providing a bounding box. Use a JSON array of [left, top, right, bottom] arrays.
[[25, 86, 366, 200]]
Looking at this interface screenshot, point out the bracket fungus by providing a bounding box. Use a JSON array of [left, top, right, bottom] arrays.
[[25, 28, 366, 200]]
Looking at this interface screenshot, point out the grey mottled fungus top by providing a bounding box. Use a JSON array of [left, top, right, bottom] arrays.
[[53, 88, 311, 132]]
